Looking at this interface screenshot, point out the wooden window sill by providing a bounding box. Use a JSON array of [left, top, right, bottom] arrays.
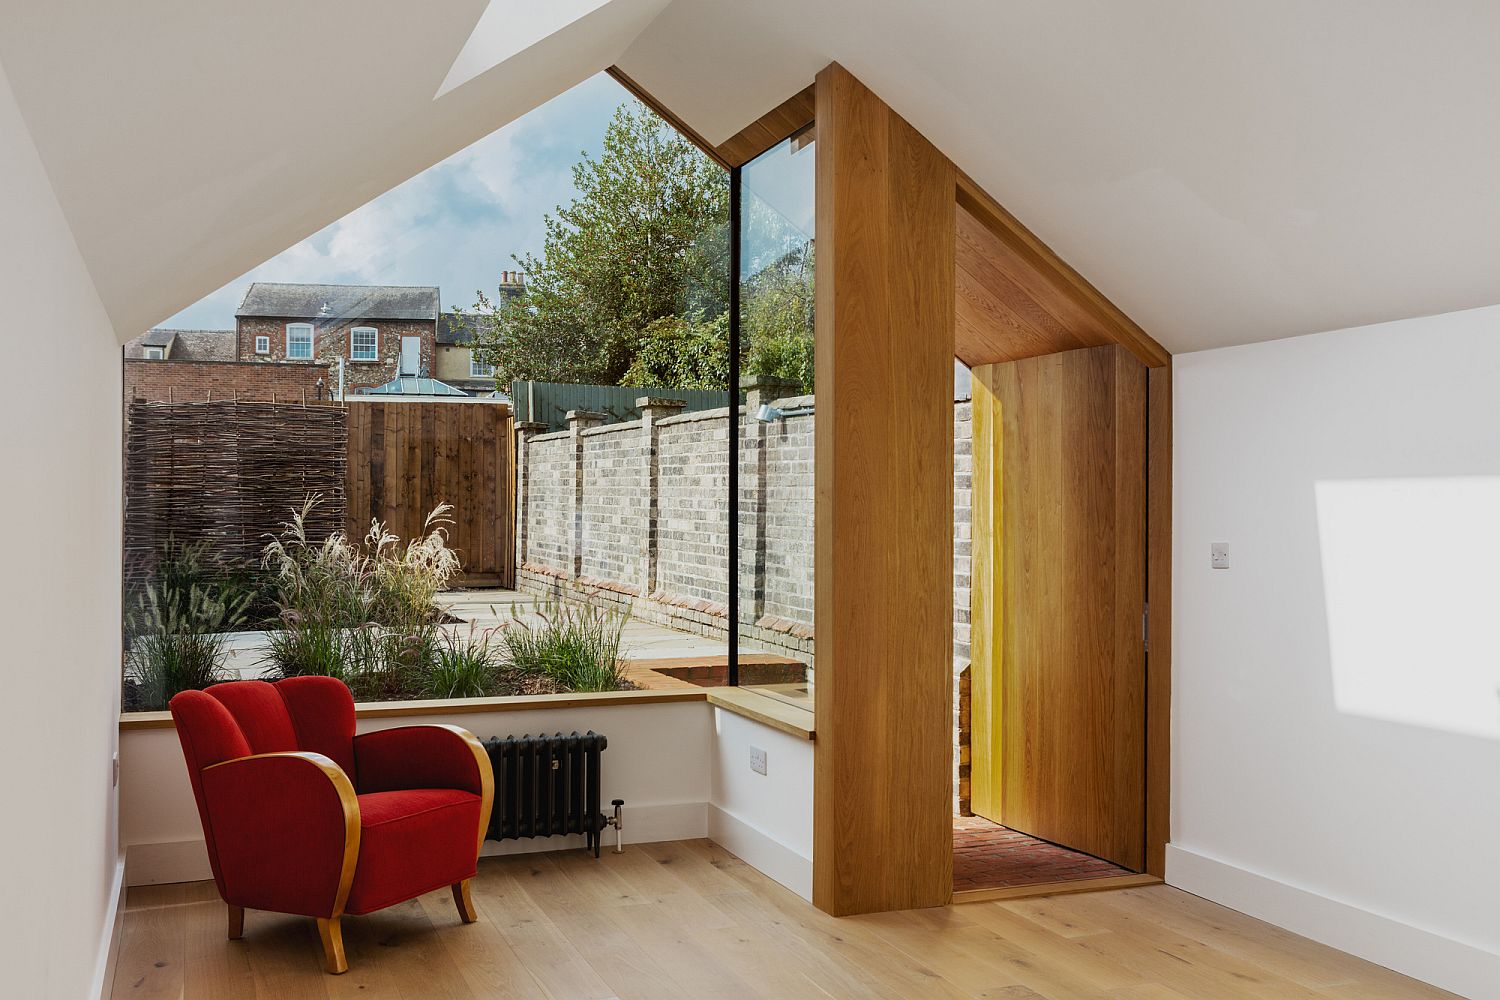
[[706, 688, 815, 740], [121, 686, 814, 739]]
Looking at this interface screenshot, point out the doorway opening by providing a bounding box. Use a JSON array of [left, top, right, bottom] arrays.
[[949, 185, 1165, 899]]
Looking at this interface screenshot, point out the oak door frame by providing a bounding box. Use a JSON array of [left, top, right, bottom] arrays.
[[957, 186, 1172, 881]]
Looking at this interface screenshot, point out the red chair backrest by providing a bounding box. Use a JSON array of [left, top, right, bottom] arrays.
[[169, 677, 356, 891]]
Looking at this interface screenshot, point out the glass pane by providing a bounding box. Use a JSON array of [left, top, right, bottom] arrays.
[[118, 72, 732, 709], [737, 128, 815, 709]]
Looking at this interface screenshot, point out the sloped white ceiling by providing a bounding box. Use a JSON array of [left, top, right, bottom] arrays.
[[6, 0, 1500, 353]]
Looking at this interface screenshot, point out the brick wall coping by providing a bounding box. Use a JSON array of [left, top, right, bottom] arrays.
[[579, 419, 643, 438], [657, 404, 733, 427], [527, 429, 572, 443], [772, 394, 815, 409]]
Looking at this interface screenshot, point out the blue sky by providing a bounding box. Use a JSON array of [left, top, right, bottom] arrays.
[[164, 72, 631, 329]]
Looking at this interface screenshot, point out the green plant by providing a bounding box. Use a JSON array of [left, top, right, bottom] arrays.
[[129, 537, 274, 634], [500, 598, 630, 693], [125, 584, 245, 709], [425, 625, 499, 699], [363, 504, 462, 633], [259, 496, 465, 694], [261, 496, 460, 634], [470, 100, 729, 388], [262, 611, 354, 682], [260, 495, 376, 631]]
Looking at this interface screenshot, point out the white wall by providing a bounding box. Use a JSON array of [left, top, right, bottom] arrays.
[[1170, 306, 1500, 999], [709, 708, 815, 899], [123, 701, 712, 885], [0, 59, 124, 1000], [124, 698, 819, 901]]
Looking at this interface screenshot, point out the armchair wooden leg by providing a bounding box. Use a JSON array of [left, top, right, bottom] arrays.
[[227, 904, 244, 940], [316, 917, 348, 975], [452, 879, 478, 924]]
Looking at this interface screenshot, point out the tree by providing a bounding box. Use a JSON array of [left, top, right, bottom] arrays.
[[621, 311, 729, 390], [741, 242, 815, 394], [472, 101, 728, 388]]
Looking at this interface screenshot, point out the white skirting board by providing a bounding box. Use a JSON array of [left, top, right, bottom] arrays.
[[91, 855, 126, 1000], [1166, 844, 1499, 1000], [125, 800, 708, 887], [708, 804, 812, 901]]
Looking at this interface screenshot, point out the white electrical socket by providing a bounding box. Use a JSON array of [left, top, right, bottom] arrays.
[[1211, 541, 1230, 569], [749, 745, 768, 775]]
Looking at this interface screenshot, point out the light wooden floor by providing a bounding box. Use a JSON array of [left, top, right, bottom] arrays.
[[113, 839, 1456, 999]]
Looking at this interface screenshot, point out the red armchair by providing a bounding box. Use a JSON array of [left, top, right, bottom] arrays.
[[169, 677, 494, 973]]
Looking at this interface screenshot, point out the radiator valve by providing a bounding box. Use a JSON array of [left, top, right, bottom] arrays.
[[606, 799, 624, 854]]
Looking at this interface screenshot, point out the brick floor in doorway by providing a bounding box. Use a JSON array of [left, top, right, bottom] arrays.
[[953, 814, 1132, 891]]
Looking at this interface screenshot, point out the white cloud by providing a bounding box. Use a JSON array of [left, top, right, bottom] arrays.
[[162, 72, 628, 328]]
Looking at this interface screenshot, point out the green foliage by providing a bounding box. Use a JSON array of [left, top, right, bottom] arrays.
[[500, 598, 630, 693], [260, 495, 466, 694], [621, 310, 730, 390], [741, 230, 815, 395], [125, 584, 247, 710], [472, 101, 729, 388], [260, 495, 460, 633], [129, 537, 276, 634], [425, 625, 500, 700]]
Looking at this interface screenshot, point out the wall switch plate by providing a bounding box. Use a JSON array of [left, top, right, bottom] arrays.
[[1211, 541, 1230, 569], [749, 746, 768, 775]]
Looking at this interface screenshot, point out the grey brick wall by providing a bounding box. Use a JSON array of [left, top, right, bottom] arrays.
[[581, 421, 647, 588], [522, 431, 573, 575], [655, 409, 730, 608], [516, 396, 974, 671], [757, 400, 815, 625]]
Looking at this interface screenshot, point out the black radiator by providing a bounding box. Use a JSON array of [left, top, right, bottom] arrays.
[[482, 731, 610, 857]]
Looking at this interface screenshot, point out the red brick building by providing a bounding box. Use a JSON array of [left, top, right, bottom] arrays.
[[234, 282, 440, 392]]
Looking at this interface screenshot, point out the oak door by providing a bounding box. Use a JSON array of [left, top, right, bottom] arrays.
[[970, 344, 1148, 871]]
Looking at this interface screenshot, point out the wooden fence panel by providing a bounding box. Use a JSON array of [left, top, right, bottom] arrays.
[[345, 402, 515, 587]]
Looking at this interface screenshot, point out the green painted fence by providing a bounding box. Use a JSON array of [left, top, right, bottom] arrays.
[[510, 380, 731, 431]]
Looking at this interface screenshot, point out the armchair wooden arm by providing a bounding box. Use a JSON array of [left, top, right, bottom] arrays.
[[200, 751, 360, 972]]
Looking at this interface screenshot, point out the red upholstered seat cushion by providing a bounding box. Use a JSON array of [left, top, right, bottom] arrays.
[[343, 789, 482, 915]]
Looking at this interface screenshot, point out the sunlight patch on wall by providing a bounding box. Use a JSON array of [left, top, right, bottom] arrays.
[[1316, 477, 1500, 740]]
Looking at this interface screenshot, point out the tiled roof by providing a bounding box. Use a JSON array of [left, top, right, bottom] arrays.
[[236, 282, 439, 321], [125, 329, 234, 360], [437, 312, 482, 345]]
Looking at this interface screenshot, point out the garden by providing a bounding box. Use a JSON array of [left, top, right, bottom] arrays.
[[123, 495, 633, 710]]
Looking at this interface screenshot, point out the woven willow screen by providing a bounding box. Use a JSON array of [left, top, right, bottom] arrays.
[[124, 400, 348, 584]]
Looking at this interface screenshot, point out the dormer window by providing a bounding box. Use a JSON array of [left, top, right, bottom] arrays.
[[145, 346, 164, 360], [286, 323, 314, 360], [351, 326, 378, 361]]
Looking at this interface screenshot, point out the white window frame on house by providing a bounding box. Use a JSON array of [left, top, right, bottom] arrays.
[[254, 335, 270, 355], [144, 346, 164, 360], [286, 323, 314, 360], [351, 326, 379, 362], [470, 353, 495, 378]]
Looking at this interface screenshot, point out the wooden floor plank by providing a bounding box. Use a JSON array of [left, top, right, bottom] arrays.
[[113, 840, 1461, 1000]]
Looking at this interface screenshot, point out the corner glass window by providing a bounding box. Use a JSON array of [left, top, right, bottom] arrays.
[[733, 127, 815, 709], [351, 326, 378, 361], [286, 323, 314, 360]]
